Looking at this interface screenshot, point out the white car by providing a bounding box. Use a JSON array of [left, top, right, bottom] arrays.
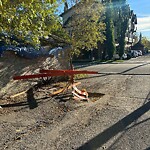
[[137, 50, 142, 56], [131, 50, 138, 58], [122, 53, 127, 59]]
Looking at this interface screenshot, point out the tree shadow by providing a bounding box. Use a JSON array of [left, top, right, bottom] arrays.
[[77, 100, 150, 150], [52, 91, 105, 103], [1, 94, 50, 110], [76, 62, 150, 81], [76, 73, 150, 82], [120, 62, 150, 74], [54, 92, 73, 102], [143, 91, 150, 105], [144, 147, 150, 150], [1, 101, 28, 108], [74, 60, 150, 70], [107, 117, 150, 150], [2, 75, 51, 109], [1, 83, 51, 110]]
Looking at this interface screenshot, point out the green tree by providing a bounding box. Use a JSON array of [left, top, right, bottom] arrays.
[[142, 37, 150, 50], [65, 0, 105, 57], [112, 0, 130, 57], [104, 0, 116, 59], [0, 0, 66, 46]]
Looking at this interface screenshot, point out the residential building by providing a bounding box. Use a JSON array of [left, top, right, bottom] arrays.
[[131, 33, 145, 54], [125, 10, 138, 49]]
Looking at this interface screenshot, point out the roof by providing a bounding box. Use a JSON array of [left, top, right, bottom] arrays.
[[60, 1, 85, 17], [132, 33, 144, 49], [132, 41, 144, 48], [60, 4, 76, 17], [131, 41, 144, 50]]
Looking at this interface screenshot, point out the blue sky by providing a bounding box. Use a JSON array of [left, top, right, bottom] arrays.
[[127, 0, 150, 40]]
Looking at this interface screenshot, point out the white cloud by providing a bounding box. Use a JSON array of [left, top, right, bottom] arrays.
[[138, 14, 150, 18], [137, 16, 150, 32], [137, 16, 150, 24]]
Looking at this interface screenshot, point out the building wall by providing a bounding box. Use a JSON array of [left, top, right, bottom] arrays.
[[61, 9, 74, 25]]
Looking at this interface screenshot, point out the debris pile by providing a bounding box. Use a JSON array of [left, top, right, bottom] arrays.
[[0, 50, 69, 99]]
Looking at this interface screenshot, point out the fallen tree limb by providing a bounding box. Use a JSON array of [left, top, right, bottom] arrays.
[[50, 82, 81, 96], [10, 90, 27, 99]]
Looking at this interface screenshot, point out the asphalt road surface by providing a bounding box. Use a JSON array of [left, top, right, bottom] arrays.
[[77, 54, 150, 150]]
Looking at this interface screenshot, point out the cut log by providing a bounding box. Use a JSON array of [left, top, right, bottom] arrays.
[[50, 82, 81, 96]]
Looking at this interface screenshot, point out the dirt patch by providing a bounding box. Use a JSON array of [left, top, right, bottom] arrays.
[[0, 51, 106, 150]]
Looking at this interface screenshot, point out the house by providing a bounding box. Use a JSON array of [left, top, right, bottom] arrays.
[[125, 10, 138, 50], [131, 33, 145, 54]]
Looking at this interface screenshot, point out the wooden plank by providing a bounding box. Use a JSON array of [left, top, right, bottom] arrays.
[[50, 82, 81, 96], [67, 82, 81, 89], [10, 90, 27, 98], [50, 88, 64, 96]]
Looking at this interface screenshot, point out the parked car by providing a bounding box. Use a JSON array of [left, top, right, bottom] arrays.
[[49, 47, 63, 57], [113, 54, 120, 60], [131, 50, 138, 58], [137, 50, 142, 56], [127, 51, 132, 59], [134, 51, 139, 57], [122, 53, 127, 60]]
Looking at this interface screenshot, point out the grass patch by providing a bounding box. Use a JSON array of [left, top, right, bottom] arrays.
[[74, 74, 89, 80], [114, 59, 124, 62]]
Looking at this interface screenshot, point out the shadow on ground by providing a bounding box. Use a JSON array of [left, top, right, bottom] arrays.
[[1, 89, 105, 109], [76, 62, 150, 81], [1, 86, 49, 110], [77, 99, 150, 150]]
